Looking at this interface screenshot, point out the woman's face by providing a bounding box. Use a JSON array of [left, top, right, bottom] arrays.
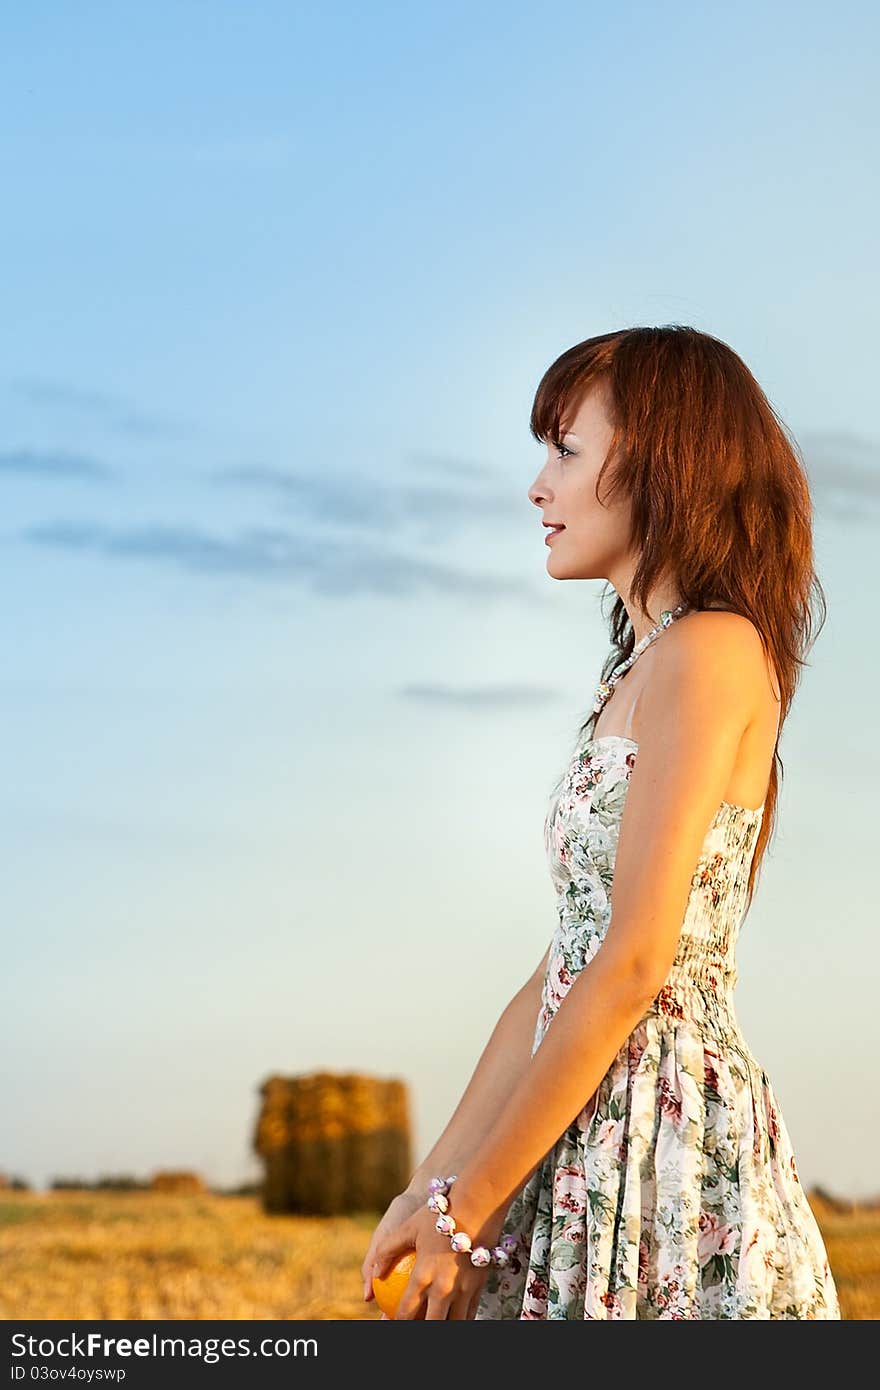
[[528, 378, 634, 581]]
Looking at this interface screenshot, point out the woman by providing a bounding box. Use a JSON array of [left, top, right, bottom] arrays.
[[361, 325, 841, 1320]]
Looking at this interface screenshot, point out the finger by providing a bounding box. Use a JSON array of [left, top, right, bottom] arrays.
[[362, 1256, 379, 1298], [370, 1243, 407, 1283], [446, 1292, 471, 1320], [466, 1288, 484, 1319], [395, 1291, 427, 1321], [424, 1293, 453, 1320], [393, 1266, 425, 1323], [370, 1224, 418, 1283], [464, 1273, 483, 1317], [452, 1273, 485, 1321], [360, 1243, 379, 1286]]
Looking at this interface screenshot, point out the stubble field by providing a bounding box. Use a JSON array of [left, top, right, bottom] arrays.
[[0, 1190, 875, 1320]]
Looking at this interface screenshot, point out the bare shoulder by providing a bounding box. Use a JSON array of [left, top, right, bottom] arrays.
[[673, 607, 767, 666], [601, 608, 776, 989], [638, 608, 769, 739]]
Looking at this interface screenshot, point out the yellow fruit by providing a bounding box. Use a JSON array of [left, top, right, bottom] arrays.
[[372, 1249, 417, 1319]]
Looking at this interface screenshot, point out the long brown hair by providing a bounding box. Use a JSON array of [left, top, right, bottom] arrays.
[[530, 325, 826, 906]]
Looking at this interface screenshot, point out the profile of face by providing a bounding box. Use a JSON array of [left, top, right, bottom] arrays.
[[528, 377, 634, 581]]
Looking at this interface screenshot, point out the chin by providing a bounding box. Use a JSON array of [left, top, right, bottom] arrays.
[[547, 554, 599, 581]]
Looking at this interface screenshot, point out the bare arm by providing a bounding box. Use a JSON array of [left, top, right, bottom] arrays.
[[403, 944, 549, 1196], [443, 612, 759, 1240], [360, 947, 551, 1300]]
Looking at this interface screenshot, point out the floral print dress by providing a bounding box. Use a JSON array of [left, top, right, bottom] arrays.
[[475, 732, 840, 1320]]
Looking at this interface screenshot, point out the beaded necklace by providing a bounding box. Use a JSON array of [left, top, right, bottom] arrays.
[[592, 601, 691, 716]]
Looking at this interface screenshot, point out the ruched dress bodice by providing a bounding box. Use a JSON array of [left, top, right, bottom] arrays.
[[539, 732, 764, 1055]]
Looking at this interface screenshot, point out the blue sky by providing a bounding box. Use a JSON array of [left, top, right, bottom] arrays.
[[2, 1, 878, 1199]]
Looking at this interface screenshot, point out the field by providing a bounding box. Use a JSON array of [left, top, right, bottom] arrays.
[[0, 1189, 876, 1320]]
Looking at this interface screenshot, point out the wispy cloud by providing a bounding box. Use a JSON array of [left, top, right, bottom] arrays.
[[0, 448, 113, 481], [407, 449, 505, 481], [212, 467, 391, 526], [9, 378, 190, 439], [210, 462, 524, 538], [398, 682, 562, 708], [22, 519, 544, 603], [802, 431, 880, 518]]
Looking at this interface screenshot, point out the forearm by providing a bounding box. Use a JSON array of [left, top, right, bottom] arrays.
[[404, 979, 542, 1196], [448, 949, 660, 1238]]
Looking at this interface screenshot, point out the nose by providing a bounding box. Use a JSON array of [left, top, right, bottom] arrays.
[[528, 470, 551, 509]]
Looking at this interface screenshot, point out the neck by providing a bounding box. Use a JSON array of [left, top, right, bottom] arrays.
[[617, 582, 688, 646]]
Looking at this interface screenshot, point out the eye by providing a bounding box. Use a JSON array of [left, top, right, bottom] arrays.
[[553, 440, 574, 460]]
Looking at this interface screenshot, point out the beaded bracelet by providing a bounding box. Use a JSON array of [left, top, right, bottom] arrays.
[[426, 1174, 519, 1268]]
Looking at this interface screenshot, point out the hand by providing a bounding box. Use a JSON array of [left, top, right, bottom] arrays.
[[360, 1189, 425, 1302], [393, 1204, 503, 1321]]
